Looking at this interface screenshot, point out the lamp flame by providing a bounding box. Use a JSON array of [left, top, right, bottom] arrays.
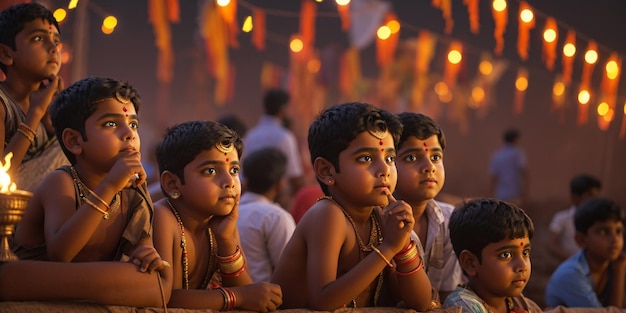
[[0, 153, 16, 193]]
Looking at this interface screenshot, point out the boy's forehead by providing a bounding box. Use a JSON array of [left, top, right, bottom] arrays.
[[21, 18, 59, 34]]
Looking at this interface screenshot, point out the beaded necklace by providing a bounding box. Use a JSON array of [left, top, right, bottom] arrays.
[[166, 198, 217, 290], [318, 196, 384, 307], [70, 166, 120, 219]]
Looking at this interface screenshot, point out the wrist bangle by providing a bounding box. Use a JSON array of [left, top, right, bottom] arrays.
[[16, 128, 35, 145], [370, 244, 394, 268]]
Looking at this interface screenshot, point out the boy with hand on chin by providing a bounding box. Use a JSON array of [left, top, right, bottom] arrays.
[[152, 121, 283, 311], [443, 199, 541, 313], [394, 112, 464, 302], [272, 102, 433, 311]]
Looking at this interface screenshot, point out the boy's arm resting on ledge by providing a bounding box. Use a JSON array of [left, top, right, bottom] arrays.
[[0, 260, 172, 308]]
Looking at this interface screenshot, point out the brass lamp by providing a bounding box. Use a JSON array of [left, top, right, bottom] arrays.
[[0, 190, 31, 261]]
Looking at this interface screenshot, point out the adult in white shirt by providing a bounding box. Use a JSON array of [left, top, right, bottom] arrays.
[[237, 147, 296, 282]]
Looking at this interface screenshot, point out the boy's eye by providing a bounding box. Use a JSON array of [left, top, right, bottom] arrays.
[[431, 154, 442, 162], [130, 121, 139, 129], [357, 155, 372, 162], [385, 155, 395, 163], [403, 154, 418, 162], [499, 251, 512, 259], [523, 249, 531, 257], [104, 121, 116, 127], [203, 168, 217, 175], [33, 35, 43, 41], [230, 167, 240, 175]]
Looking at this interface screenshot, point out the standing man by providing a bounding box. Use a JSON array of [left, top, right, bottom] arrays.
[[489, 128, 528, 207], [244, 89, 305, 203]]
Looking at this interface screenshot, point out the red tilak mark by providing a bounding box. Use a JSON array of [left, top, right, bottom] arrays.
[[49, 26, 52, 30], [226, 158, 229, 162], [122, 106, 128, 112], [423, 142, 428, 151], [520, 242, 524, 246], [379, 140, 383, 145], [125, 114, 128, 117], [380, 148, 384, 152]]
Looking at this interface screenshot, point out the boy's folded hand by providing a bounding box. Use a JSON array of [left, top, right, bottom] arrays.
[[128, 244, 170, 273], [234, 282, 283, 312]]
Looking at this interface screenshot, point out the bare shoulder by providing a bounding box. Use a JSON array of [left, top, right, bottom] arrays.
[[297, 199, 348, 237], [36, 169, 75, 209], [152, 199, 177, 232]]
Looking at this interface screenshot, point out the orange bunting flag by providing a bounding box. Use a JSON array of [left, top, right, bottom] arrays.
[[516, 1, 534, 61], [200, 1, 230, 105], [299, 0, 316, 61], [551, 74, 566, 117], [339, 48, 362, 101], [577, 41, 597, 125], [376, 13, 400, 68], [412, 31, 436, 109], [598, 53, 621, 131], [491, 0, 508, 56], [541, 17, 558, 71], [148, 0, 174, 83], [166, 0, 180, 23], [432, 0, 454, 34], [444, 41, 463, 88], [463, 0, 479, 34], [514, 67, 528, 114], [252, 8, 266, 51], [217, 0, 239, 48], [337, 2, 351, 31], [561, 30, 576, 85]]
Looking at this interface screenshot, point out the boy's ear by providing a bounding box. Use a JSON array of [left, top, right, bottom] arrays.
[[160, 170, 180, 196], [0, 44, 14, 67], [61, 129, 83, 156], [458, 250, 479, 277], [313, 156, 335, 186], [574, 231, 587, 249]]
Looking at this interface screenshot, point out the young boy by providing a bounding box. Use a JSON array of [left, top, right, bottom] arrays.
[[548, 174, 602, 261], [443, 198, 542, 313], [152, 120, 283, 311], [394, 112, 464, 302], [237, 147, 296, 283], [272, 102, 433, 311], [13, 77, 164, 272], [0, 2, 69, 191], [545, 198, 626, 308]]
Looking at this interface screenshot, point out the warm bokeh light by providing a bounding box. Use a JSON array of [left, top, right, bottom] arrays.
[[290, 37, 304, 53], [216, 0, 231, 7], [439, 92, 453, 103], [242, 16, 253, 32], [606, 60, 619, 79], [68, 0, 79, 10], [53, 8, 67, 23], [434, 82, 449, 96], [61, 50, 71, 63], [103, 16, 117, 29], [471, 86, 485, 102], [602, 109, 614, 122], [315, 0, 323, 2], [597, 102, 609, 116], [447, 50, 462, 64], [585, 49, 598, 64], [377, 25, 391, 40], [563, 43, 576, 57], [479, 60, 493, 75], [336, 0, 350, 5], [515, 76, 528, 91], [101, 25, 114, 35], [307, 59, 321, 73], [520, 9, 534, 23], [386, 20, 400, 34], [543, 29, 557, 43], [553, 82, 565, 96], [578, 90, 590, 104], [492, 0, 507, 12], [623, 102, 626, 115]]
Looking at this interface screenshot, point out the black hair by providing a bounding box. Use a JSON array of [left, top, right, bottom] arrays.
[[574, 198, 625, 234], [217, 114, 248, 138], [49, 77, 141, 164], [0, 2, 59, 73], [396, 112, 446, 150], [243, 147, 286, 194], [570, 174, 602, 196], [156, 120, 243, 191], [503, 128, 520, 144], [263, 89, 290, 116], [308, 102, 403, 195], [449, 198, 534, 263]]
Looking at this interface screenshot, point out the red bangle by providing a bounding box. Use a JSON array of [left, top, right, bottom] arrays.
[[395, 256, 424, 277], [220, 259, 246, 278]]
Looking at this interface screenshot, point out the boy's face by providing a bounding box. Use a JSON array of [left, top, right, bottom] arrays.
[[394, 135, 444, 204], [331, 130, 397, 208], [81, 99, 140, 169], [578, 219, 623, 262], [179, 147, 241, 217], [466, 236, 531, 302], [7, 18, 60, 80]]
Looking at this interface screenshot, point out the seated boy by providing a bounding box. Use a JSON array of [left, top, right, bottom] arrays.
[[272, 102, 433, 311], [548, 174, 602, 262], [545, 197, 625, 308], [237, 147, 296, 283], [152, 120, 283, 311], [443, 198, 542, 312], [394, 112, 464, 302], [13, 77, 164, 271]]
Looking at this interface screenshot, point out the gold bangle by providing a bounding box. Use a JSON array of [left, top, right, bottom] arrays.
[[18, 122, 36, 137], [219, 254, 245, 274], [16, 128, 34, 144], [394, 243, 419, 265], [87, 189, 110, 211], [82, 196, 109, 219], [370, 244, 394, 268]]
